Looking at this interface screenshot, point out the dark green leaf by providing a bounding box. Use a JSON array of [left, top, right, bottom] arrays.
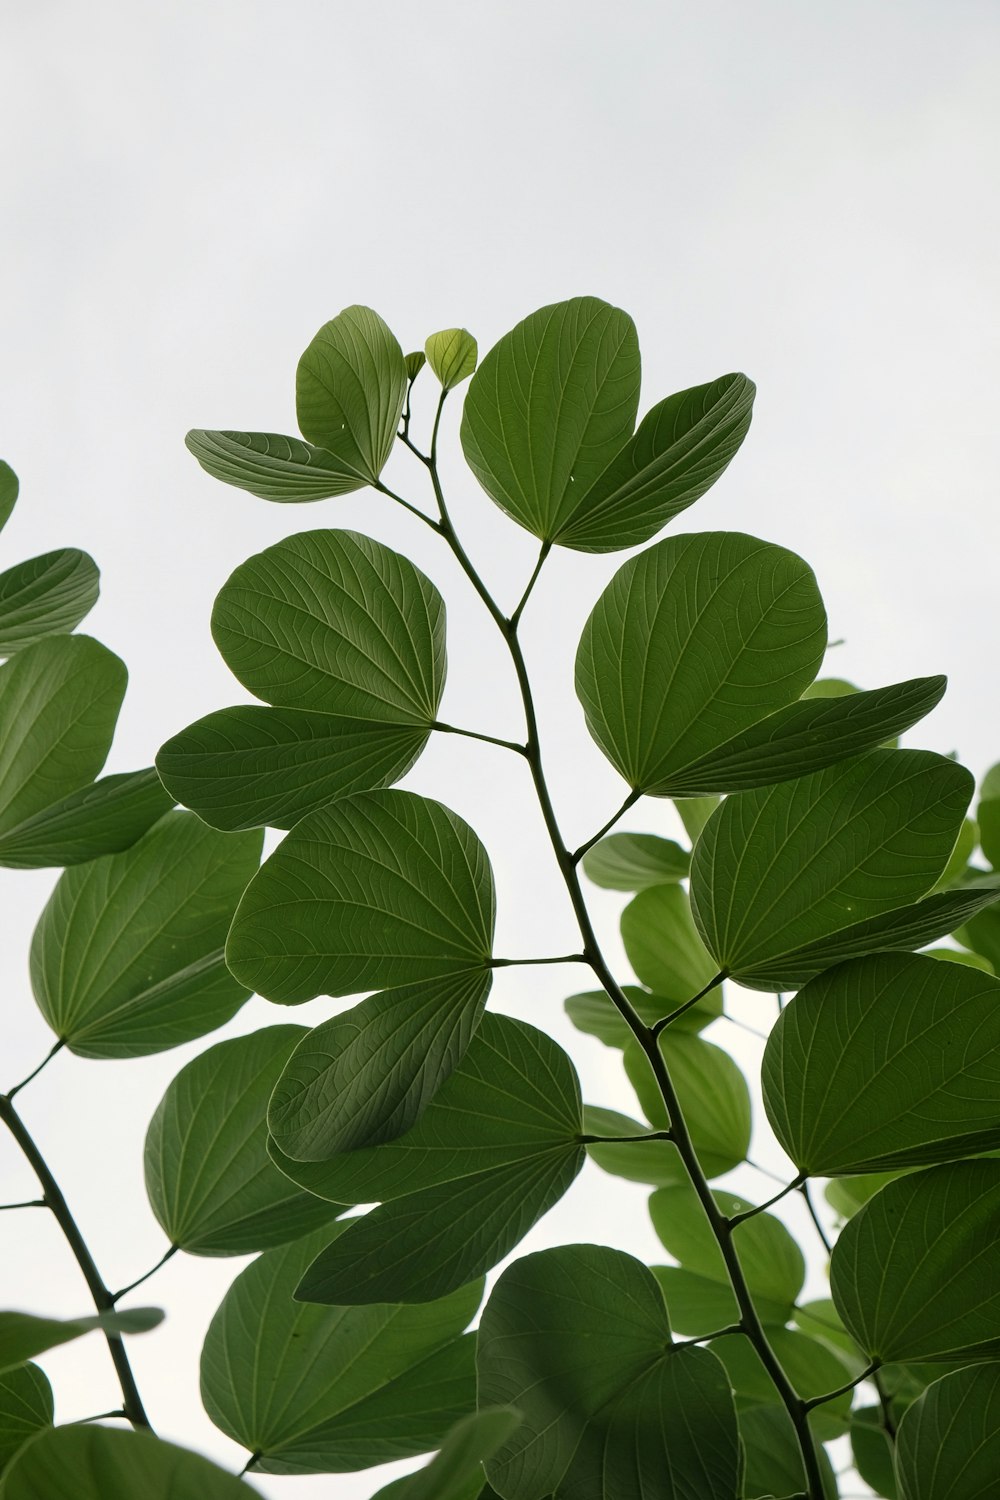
[[581, 832, 689, 891], [0, 1308, 162, 1374], [831, 1159, 1000, 1362], [582, 1105, 688, 1187], [895, 1362, 1000, 1499], [979, 798, 1000, 868], [565, 982, 717, 1049], [957, 903, 1000, 968], [185, 429, 382, 502], [144, 1027, 343, 1256], [425, 329, 478, 390], [1, 1426, 260, 1498], [690, 750, 975, 989], [850, 1406, 898, 1499], [268, 970, 492, 1157], [0, 550, 100, 656], [620, 883, 721, 1005], [0, 636, 126, 838], [295, 305, 407, 483], [0, 1365, 51, 1476], [368, 1409, 522, 1500], [200, 1225, 480, 1473], [931, 816, 978, 890], [0, 768, 173, 869], [739, 1405, 838, 1499], [156, 704, 427, 830], [227, 790, 494, 1004], [576, 532, 826, 794], [31, 812, 262, 1058], [211, 528, 446, 724], [477, 1243, 741, 1500], [623, 1032, 751, 1177], [763, 952, 1000, 1175], [0, 462, 17, 533]]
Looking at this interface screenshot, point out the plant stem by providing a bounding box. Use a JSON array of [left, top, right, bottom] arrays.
[[572, 788, 643, 863], [112, 1244, 178, 1303], [579, 1129, 673, 1145], [0, 1198, 47, 1211], [374, 478, 441, 531], [803, 1361, 879, 1411], [491, 954, 588, 968], [509, 542, 551, 629], [651, 972, 727, 1036], [727, 1174, 805, 1226], [432, 721, 528, 755], [799, 1180, 833, 1255], [6, 1041, 64, 1100], [0, 1094, 151, 1430]]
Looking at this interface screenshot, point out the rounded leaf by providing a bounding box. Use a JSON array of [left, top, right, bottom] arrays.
[[895, 1363, 1000, 1500], [367, 1408, 522, 1500], [295, 305, 407, 483], [0, 1365, 51, 1475], [0, 1309, 162, 1374], [623, 1031, 751, 1178], [0, 549, 100, 656], [1, 1426, 259, 1499], [620, 883, 720, 1004], [425, 328, 478, 390], [0, 461, 17, 533], [581, 832, 690, 891]]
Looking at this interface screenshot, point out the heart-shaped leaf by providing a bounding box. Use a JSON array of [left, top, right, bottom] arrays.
[[0, 549, 100, 656], [1, 1426, 260, 1498], [620, 883, 720, 1005], [295, 305, 407, 483], [0, 1365, 51, 1476]]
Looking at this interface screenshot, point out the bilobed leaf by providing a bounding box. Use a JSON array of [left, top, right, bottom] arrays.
[[460, 297, 640, 547], [831, 1159, 1000, 1362], [0, 1426, 260, 1498], [565, 981, 717, 1049], [623, 1032, 750, 1178], [575, 532, 826, 794], [477, 1244, 741, 1500], [156, 704, 427, 830], [0, 550, 100, 656], [368, 1409, 522, 1500], [200, 1225, 480, 1474], [581, 832, 689, 890], [268, 970, 492, 1157], [0, 1365, 51, 1475], [895, 1362, 1000, 1500], [763, 952, 1000, 1175], [211, 529, 446, 724], [0, 462, 17, 532], [0, 1308, 162, 1375], [227, 790, 494, 1004], [425, 329, 478, 390], [620, 883, 721, 1005], [739, 1405, 839, 1500], [690, 749, 975, 989], [185, 429, 381, 502], [0, 768, 173, 869], [295, 305, 407, 483], [582, 1106, 687, 1187], [31, 812, 262, 1058], [0, 636, 126, 838], [144, 1027, 343, 1256]]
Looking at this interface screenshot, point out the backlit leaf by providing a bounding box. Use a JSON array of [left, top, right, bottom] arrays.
[[581, 832, 689, 891], [850, 1406, 898, 1500], [895, 1362, 1000, 1500], [0, 1426, 260, 1498], [0, 1365, 51, 1476], [740, 1405, 839, 1500], [186, 429, 380, 503], [623, 1031, 751, 1177], [710, 1327, 855, 1435], [368, 1409, 522, 1500], [0, 462, 17, 533], [565, 981, 718, 1049], [0, 768, 172, 869], [0, 1308, 162, 1375], [583, 1106, 687, 1187], [295, 305, 407, 483], [0, 550, 99, 656], [425, 329, 478, 390], [620, 883, 720, 1005]]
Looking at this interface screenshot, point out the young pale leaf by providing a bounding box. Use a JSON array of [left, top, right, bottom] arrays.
[[212, 528, 445, 724], [477, 1244, 741, 1500], [0, 1364, 51, 1476], [460, 296, 640, 547], [425, 328, 478, 389], [581, 832, 690, 891], [144, 1027, 343, 1256], [0, 1426, 260, 1499], [0, 1308, 162, 1375], [31, 812, 262, 1058], [367, 1408, 522, 1500], [583, 1106, 688, 1187], [295, 305, 407, 483], [0, 635, 126, 838], [0, 549, 100, 656], [690, 749, 975, 989], [576, 532, 826, 794], [895, 1363, 1000, 1500], [156, 704, 427, 830], [763, 952, 1000, 1175], [274, 1015, 585, 1304], [227, 790, 494, 1003], [831, 1159, 1000, 1362], [0, 461, 17, 532], [674, 794, 719, 843], [200, 1225, 480, 1474], [740, 1405, 839, 1500], [405, 350, 427, 381], [0, 767, 173, 868], [620, 883, 720, 1004], [185, 429, 382, 502], [623, 1032, 751, 1178], [268, 970, 493, 1157], [565, 981, 718, 1049]]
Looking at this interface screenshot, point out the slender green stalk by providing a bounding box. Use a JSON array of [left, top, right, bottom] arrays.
[[509, 541, 551, 629], [491, 954, 588, 968], [728, 1173, 805, 1226], [6, 1040, 63, 1100], [571, 788, 643, 863], [0, 1094, 151, 1430], [580, 1129, 673, 1145], [432, 721, 528, 755], [651, 971, 727, 1035], [112, 1244, 178, 1304], [803, 1361, 879, 1411], [0, 1198, 46, 1211]]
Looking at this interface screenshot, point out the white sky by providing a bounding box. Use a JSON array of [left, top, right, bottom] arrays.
[[1, 2, 998, 1495]]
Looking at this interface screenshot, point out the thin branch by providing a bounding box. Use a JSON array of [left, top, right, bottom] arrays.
[[746, 1156, 789, 1186], [491, 954, 588, 969], [803, 1360, 880, 1411], [112, 1244, 178, 1304], [727, 1174, 805, 1226], [872, 1368, 898, 1439], [579, 1129, 673, 1145], [509, 541, 551, 630], [719, 1014, 771, 1043], [651, 972, 728, 1036], [240, 1452, 263, 1476], [432, 720, 528, 756], [0, 1198, 47, 1211], [799, 1179, 833, 1255], [74, 1409, 127, 1424], [6, 1041, 64, 1101], [671, 1322, 745, 1348], [572, 789, 643, 864], [373, 478, 441, 531]]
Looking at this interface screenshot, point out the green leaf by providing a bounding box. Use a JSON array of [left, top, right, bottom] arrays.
[[801, 676, 857, 699], [690, 749, 975, 989], [582, 1106, 688, 1187], [211, 528, 446, 724], [460, 297, 640, 547], [0, 768, 173, 869], [824, 1171, 909, 1220], [0, 1367, 50, 1476], [405, 351, 427, 381], [581, 832, 690, 890], [576, 532, 826, 793], [650, 1266, 743, 1336], [623, 1031, 751, 1177], [958, 903, 1000, 968], [185, 429, 385, 503], [268, 970, 492, 1157], [31, 812, 262, 1058], [425, 329, 478, 390], [979, 798, 1000, 868], [793, 1301, 867, 1373], [739, 1405, 839, 1500], [931, 815, 978, 890], [620, 883, 720, 1005], [0, 462, 17, 533], [477, 1243, 741, 1500], [274, 1015, 585, 1304], [367, 1409, 523, 1500], [674, 794, 719, 844], [895, 1362, 1000, 1500], [200, 1225, 480, 1473], [565, 982, 717, 1049], [0, 550, 100, 656], [925, 944, 993, 972], [763, 951, 1000, 1175], [831, 1159, 1000, 1362], [0, 1426, 260, 1498], [0, 636, 126, 838], [0, 1308, 162, 1375], [295, 305, 407, 484], [226, 790, 494, 1004], [709, 1327, 855, 1434], [144, 1027, 343, 1256], [850, 1406, 898, 1499], [156, 704, 427, 830]]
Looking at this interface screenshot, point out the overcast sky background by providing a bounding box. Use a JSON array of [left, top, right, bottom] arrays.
[[1, 3, 998, 1495]]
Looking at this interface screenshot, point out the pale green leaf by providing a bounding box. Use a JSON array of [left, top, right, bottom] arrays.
[[623, 1031, 751, 1177], [620, 883, 720, 1004], [581, 832, 689, 891], [0, 550, 99, 656], [295, 305, 407, 483], [565, 982, 718, 1049], [425, 329, 478, 390], [0, 462, 17, 533]]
